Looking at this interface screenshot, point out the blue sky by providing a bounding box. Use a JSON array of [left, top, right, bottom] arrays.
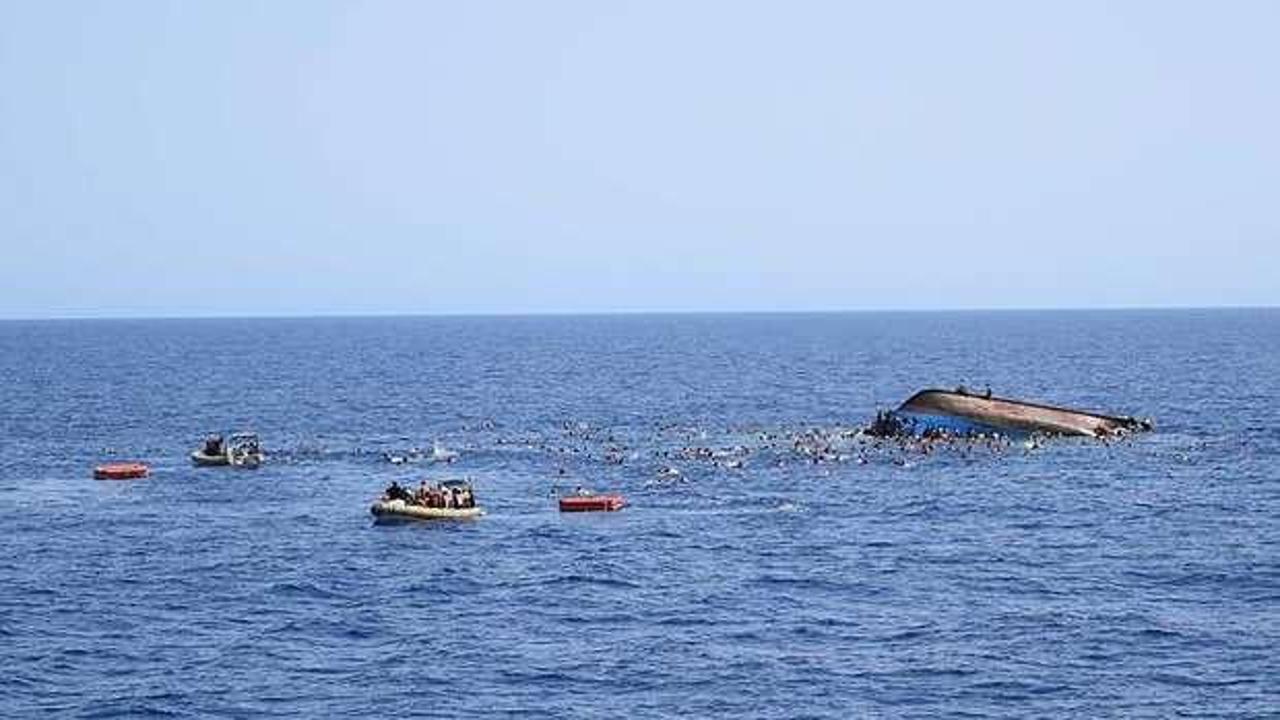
[[1, 1, 1277, 318]]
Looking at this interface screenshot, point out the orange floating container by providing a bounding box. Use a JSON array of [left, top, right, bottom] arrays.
[[94, 462, 150, 480], [558, 494, 626, 512]]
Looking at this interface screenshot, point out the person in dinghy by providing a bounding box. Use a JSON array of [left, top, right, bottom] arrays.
[[371, 478, 483, 522]]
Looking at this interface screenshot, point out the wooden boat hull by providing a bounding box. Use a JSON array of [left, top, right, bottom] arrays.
[[893, 389, 1151, 438], [370, 499, 484, 523]]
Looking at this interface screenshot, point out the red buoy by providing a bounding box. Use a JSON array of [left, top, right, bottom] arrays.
[[94, 462, 150, 480], [558, 494, 626, 512]]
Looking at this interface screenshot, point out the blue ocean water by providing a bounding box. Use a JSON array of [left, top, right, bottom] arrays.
[[1, 310, 1277, 718]]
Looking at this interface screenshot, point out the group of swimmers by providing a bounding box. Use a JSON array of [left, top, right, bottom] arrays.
[[382, 480, 477, 509], [375, 400, 1099, 496]]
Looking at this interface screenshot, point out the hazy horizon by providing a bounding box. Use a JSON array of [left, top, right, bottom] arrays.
[[3, 2, 1277, 319], [3, 303, 1276, 323]]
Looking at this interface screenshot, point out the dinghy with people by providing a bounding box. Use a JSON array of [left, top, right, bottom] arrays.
[[191, 434, 230, 466], [370, 478, 483, 523], [191, 432, 264, 468]]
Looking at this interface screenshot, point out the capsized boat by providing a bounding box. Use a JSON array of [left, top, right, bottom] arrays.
[[559, 493, 626, 512], [871, 387, 1153, 438]]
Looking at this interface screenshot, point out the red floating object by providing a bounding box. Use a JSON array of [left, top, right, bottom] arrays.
[[559, 493, 626, 512], [94, 462, 150, 480]]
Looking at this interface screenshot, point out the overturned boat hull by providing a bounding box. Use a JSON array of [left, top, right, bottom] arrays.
[[887, 389, 1151, 438]]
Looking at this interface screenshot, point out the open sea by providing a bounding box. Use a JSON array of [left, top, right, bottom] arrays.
[[1, 310, 1277, 718]]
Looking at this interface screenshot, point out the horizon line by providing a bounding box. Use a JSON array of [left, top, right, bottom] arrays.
[[0, 304, 1276, 322]]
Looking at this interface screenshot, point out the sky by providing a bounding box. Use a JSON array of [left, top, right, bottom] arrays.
[[1, 1, 1277, 318]]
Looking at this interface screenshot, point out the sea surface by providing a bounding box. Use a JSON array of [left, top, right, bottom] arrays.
[[1, 310, 1277, 718]]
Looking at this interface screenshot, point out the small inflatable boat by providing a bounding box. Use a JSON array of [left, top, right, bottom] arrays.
[[191, 433, 230, 466], [559, 494, 626, 512], [191, 450, 229, 467], [191, 432, 264, 468], [370, 499, 485, 523], [94, 462, 150, 480]]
